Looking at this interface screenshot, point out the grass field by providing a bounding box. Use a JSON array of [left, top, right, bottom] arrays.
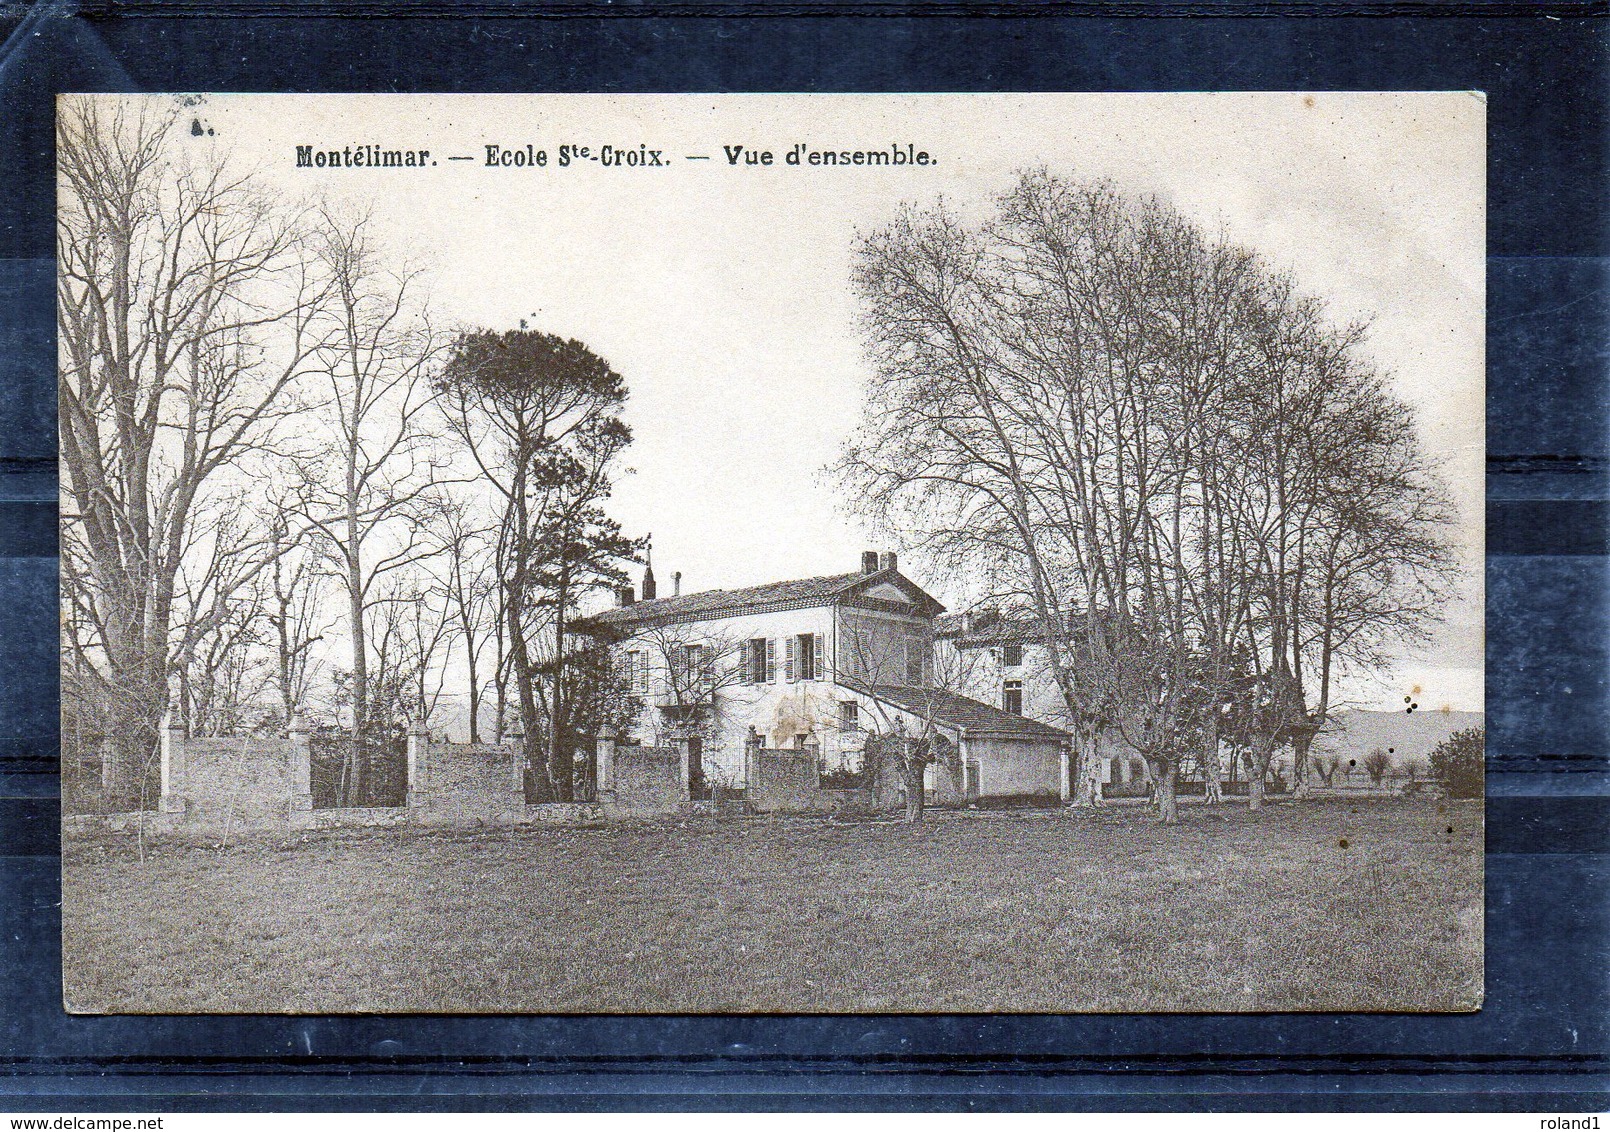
[[61, 797, 1483, 1013]]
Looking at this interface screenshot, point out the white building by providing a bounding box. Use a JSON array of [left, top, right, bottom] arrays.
[[935, 608, 1150, 787], [578, 552, 1070, 803]]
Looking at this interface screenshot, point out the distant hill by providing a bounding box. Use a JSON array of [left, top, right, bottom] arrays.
[[1312, 708, 1485, 770]]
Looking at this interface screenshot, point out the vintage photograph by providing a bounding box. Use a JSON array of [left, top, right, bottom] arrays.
[[58, 93, 1484, 1013]]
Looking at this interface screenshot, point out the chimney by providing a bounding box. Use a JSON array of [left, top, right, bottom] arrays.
[[617, 585, 635, 607], [641, 562, 656, 601], [861, 550, 880, 574], [881, 551, 898, 574], [672, 570, 682, 597]]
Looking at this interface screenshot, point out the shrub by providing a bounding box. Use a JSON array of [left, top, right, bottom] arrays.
[[973, 791, 1062, 810], [1362, 747, 1392, 786], [819, 767, 866, 790], [1102, 781, 1151, 799], [1428, 726, 1485, 799]]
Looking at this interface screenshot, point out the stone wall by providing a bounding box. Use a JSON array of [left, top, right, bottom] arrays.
[[178, 736, 295, 832], [607, 745, 686, 817], [64, 727, 622, 840], [411, 742, 524, 825], [747, 750, 822, 813]]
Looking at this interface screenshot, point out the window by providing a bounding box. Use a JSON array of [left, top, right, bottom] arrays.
[[850, 628, 873, 680], [668, 642, 703, 694], [788, 633, 824, 683], [905, 635, 927, 686], [747, 638, 767, 684], [1002, 643, 1023, 668], [1003, 679, 1023, 715], [839, 701, 860, 732], [626, 650, 648, 694]]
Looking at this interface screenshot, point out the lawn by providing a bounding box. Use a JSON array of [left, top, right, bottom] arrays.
[[61, 797, 1483, 1013]]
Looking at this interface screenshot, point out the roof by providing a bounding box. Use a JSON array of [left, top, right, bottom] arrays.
[[583, 568, 944, 631], [934, 609, 1054, 647], [866, 685, 1070, 741]]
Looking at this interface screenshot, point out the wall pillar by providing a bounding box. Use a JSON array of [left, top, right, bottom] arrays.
[[670, 734, 693, 802], [596, 734, 616, 794], [743, 727, 763, 796], [288, 715, 313, 812], [406, 722, 430, 806], [158, 712, 186, 814], [505, 744, 521, 798]]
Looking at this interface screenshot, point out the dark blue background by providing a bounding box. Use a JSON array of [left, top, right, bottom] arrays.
[[1, 3, 1605, 1111]]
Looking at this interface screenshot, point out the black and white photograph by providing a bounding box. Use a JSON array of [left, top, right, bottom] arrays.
[[57, 92, 1485, 1013]]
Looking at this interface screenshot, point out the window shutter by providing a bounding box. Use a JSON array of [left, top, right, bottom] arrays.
[[766, 638, 776, 682], [785, 636, 796, 682], [813, 633, 825, 681]]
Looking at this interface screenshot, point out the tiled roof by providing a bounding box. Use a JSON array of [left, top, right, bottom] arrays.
[[934, 609, 1053, 646], [866, 685, 1070, 740], [588, 571, 870, 628]]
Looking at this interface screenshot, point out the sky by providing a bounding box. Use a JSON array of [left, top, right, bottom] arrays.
[[179, 92, 1485, 713]]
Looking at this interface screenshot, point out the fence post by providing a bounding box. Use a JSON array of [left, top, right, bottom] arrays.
[[288, 715, 313, 812], [406, 722, 429, 806], [158, 712, 186, 814]]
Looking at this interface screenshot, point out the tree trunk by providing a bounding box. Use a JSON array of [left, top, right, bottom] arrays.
[[1155, 760, 1180, 825], [1071, 724, 1103, 807], [1292, 728, 1315, 800], [107, 702, 160, 811], [1202, 731, 1223, 805], [345, 537, 368, 807], [465, 644, 481, 746], [1247, 734, 1274, 812], [546, 597, 573, 802], [503, 548, 553, 802], [902, 753, 926, 824]]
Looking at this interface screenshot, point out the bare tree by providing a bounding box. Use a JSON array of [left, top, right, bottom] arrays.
[[57, 97, 326, 805], [430, 498, 498, 743], [1312, 751, 1341, 787], [1362, 747, 1392, 787], [619, 620, 755, 795], [835, 614, 965, 824], [839, 170, 1458, 825], [365, 572, 452, 732], [287, 208, 445, 798], [263, 506, 333, 729], [170, 500, 275, 735]]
